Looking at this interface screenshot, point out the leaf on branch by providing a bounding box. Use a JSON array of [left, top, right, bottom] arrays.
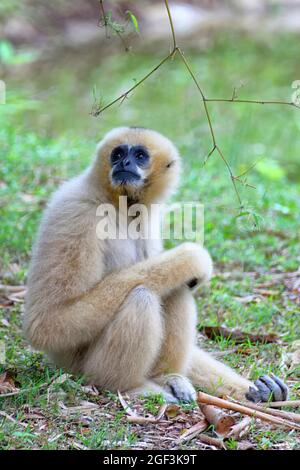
[[127, 11, 140, 33]]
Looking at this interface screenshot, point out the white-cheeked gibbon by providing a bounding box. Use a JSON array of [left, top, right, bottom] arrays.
[[24, 127, 288, 403]]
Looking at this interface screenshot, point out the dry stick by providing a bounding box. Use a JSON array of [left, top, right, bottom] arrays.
[[176, 420, 208, 444], [242, 402, 300, 424], [197, 392, 300, 431], [0, 284, 26, 293], [205, 98, 300, 110], [200, 404, 235, 436], [92, 51, 174, 116], [197, 433, 225, 449], [264, 400, 300, 409], [227, 416, 252, 439]]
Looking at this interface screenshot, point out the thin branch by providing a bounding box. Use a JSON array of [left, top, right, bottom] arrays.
[[164, 0, 177, 49], [205, 98, 300, 110], [91, 52, 173, 116], [241, 401, 300, 423], [216, 145, 243, 207], [94, 0, 300, 208], [197, 392, 300, 431]]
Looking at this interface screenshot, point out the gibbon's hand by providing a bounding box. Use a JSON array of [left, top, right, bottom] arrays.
[[245, 375, 289, 402], [178, 243, 213, 286]]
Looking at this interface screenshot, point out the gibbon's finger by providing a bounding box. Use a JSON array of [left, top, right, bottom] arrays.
[[165, 375, 197, 403], [245, 385, 262, 403], [259, 375, 283, 402], [254, 378, 275, 402], [271, 375, 289, 401]]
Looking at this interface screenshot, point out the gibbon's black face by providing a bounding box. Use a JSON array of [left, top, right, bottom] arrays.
[[110, 144, 150, 186]]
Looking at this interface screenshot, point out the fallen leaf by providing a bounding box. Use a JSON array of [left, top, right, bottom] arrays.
[[165, 404, 181, 419], [0, 371, 18, 394]]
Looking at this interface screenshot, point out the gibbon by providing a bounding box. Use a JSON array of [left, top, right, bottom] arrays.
[[24, 127, 288, 403]]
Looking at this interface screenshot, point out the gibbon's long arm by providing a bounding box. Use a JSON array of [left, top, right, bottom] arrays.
[[25, 242, 212, 352]]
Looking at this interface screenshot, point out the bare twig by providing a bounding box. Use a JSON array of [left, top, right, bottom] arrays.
[[264, 400, 300, 408], [197, 433, 225, 449], [197, 392, 300, 431], [94, 0, 300, 208], [227, 417, 252, 439], [205, 98, 300, 110], [91, 52, 173, 116], [176, 419, 208, 444], [0, 284, 26, 293], [241, 402, 300, 423]]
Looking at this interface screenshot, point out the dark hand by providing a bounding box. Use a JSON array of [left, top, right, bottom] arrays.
[[245, 375, 289, 403]]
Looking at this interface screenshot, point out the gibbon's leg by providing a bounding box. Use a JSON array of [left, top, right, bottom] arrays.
[[81, 286, 166, 393], [150, 287, 198, 402], [152, 287, 197, 376], [150, 286, 250, 401], [187, 347, 252, 400]]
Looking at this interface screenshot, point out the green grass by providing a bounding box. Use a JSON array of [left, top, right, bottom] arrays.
[[0, 31, 300, 449]]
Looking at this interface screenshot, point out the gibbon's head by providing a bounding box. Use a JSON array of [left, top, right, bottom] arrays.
[[95, 127, 181, 204]]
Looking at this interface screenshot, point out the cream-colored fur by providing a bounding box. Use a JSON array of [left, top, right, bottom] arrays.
[[24, 127, 252, 401]]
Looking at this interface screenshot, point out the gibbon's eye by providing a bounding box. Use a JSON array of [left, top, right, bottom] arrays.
[[110, 145, 127, 165], [133, 146, 150, 166], [166, 160, 175, 168]]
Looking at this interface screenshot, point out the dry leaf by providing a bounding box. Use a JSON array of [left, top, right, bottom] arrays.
[[0, 371, 18, 394], [165, 404, 181, 419]]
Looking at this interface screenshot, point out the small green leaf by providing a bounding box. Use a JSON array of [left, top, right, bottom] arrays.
[[127, 10, 140, 33]]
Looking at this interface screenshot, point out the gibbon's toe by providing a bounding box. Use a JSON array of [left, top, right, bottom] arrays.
[[164, 374, 197, 403], [245, 375, 289, 403]]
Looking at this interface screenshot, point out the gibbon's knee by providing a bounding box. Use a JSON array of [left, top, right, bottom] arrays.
[[82, 285, 164, 391]]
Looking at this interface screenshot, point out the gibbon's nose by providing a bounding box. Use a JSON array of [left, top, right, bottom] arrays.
[[121, 156, 136, 172]]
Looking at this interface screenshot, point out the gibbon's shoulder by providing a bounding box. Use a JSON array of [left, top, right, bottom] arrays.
[[39, 167, 102, 232]]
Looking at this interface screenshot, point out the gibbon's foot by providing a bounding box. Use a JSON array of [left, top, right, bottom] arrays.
[[129, 380, 179, 403], [245, 375, 289, 403], [163, 374, 197, 403]]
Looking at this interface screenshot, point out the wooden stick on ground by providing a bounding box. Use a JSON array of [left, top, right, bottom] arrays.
[[199, 404, 235, 436], [258, 400, 300, 409], [197, 392, 300, 431], [240, 401, 300, 423]]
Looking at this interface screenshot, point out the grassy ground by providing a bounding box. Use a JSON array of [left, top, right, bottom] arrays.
[[0, 32, 300, 449]]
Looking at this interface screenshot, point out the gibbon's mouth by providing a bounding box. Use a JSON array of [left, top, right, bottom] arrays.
[[112, 170, 142, 185]]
